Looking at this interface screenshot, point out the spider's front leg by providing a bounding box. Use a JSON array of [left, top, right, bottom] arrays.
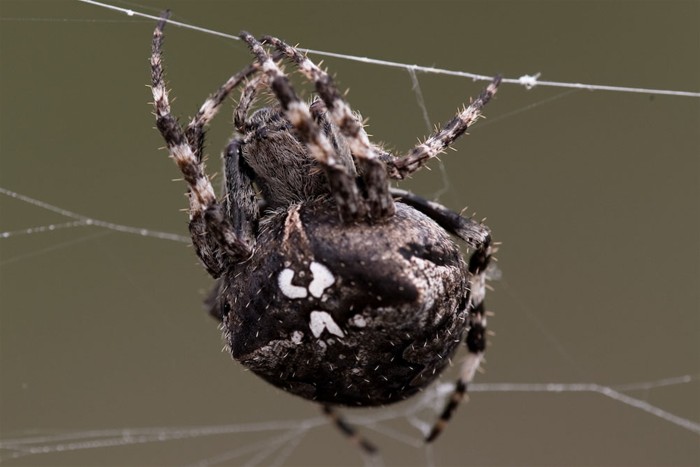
[[240, 32, 367, 222], [151, 12, 254, 277], [391, 189, 493, 443], [263, 35, 395, 221]]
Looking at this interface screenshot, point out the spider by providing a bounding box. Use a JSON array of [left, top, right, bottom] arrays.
[[151, 11, 499, 454]]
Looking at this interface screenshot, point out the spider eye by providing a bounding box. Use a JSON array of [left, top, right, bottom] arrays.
[[222, 301, 231, 316]]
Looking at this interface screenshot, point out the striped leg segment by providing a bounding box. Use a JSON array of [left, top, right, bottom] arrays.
[[151, 12, 252, 276], [388, 188, 493, 443], [322, 405, 377, 455], [388, 76, 501, 180], [427, 237, 492, 443], [184, 60, 259, 162], [234, 74, 267, 133], [263, 35, 395, 220]]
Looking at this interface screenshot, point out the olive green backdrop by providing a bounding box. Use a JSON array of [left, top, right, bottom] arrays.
[[1, 1, 698, 466]]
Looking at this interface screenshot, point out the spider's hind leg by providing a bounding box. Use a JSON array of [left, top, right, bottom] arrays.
[[322, 405, 378, 455], [390, 188, 492, 443], [390, 188, 491, 249]]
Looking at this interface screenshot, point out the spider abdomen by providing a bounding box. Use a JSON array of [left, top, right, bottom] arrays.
[[221, 199, 469, 406]]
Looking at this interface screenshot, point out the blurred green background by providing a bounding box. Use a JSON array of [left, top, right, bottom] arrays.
[[1, 1, 698, 465]]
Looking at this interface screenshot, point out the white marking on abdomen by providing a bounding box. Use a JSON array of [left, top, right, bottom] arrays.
[[278, 268, 308, 299], [308, 261, 335, 298], [291, 330, 304, 344], [350, 314, 367, 328], [309, 310, 345, 338]]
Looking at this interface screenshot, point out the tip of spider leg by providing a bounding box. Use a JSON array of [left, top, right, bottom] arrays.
[[155, 9, 171, 29], [425, 426, 443, 443], [492, 74, 503, 87], [360, 440, 379, 456]]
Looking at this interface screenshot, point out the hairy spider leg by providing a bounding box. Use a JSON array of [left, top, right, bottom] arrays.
[[240, 32, 366, 222], [322, 405, 377, 455], [184, 60, 259, 162], [426, 240, 491, 442], [389, 188, 492, 443], [388, 76, 501, 180], [263, 35, 395, 221], [234, 74, 267, 133], [178, 29, 285, 159], [222, 139, 259, 250], [389, 188, 491, 250], [151, 11, 252, 276]]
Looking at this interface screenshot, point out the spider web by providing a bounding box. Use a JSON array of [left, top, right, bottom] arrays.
[[1, 1, 699, 466]]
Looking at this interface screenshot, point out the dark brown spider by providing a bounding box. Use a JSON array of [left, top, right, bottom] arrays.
[[151, 11, 499, 453]]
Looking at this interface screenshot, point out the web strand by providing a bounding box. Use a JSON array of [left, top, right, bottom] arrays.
[[0, 187, 188, 243], [1, 375, 697, 463], [1, 3, 697, 465], [76, 0, 700, 98]]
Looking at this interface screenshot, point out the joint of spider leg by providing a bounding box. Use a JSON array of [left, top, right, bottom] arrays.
[[154, 116, 184, 149], [266, 37, 352, 125], [171, 148, 204, 183], [240, 32, 266, 60], [468, 243, 491, 272], [265, 35, 325, 80], [323, 406, 378, 454], [466, 322, 487, 354], [269, 75, 298, 111]]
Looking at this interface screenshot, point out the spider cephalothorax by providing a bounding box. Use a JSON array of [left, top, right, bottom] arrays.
[[151, 11, 499, 453]]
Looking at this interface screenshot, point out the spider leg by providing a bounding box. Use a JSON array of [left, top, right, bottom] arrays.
[[183, 60, 259, 163], [181, 40, 289, 160], [223, 138, 259, 248], [240, 32, 366, 222], [234, 74, 266, 133], [322, 405, 377, 455], [387, 77, 501, 180], [389, 188, 492, 443], [390, 188, 490, 249], [151, 12, 252, 276], [426, 250, 489, 443], [263, 36, 395, 220]]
